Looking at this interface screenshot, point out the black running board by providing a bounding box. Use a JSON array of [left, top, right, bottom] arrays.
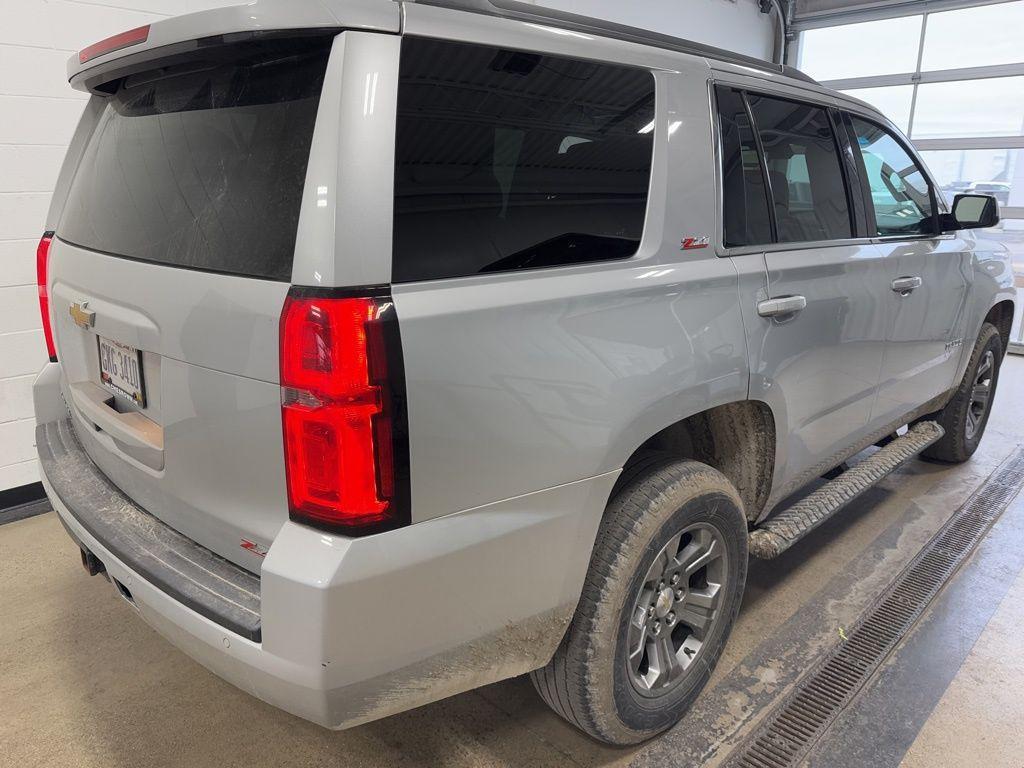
[[749, 421, 944, 559]]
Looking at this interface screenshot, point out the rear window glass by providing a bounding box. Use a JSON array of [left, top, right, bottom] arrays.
[[393, 37, 655, 283], [58, 36, 332, 281]]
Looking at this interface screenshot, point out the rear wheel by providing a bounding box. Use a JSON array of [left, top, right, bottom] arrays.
[[531, 460, 747, 745], [922, 322, 1002, 463]]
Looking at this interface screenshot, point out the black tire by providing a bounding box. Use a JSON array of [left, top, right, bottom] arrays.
[[921, 322, 1002, 464], [530, 460, 748, 745]]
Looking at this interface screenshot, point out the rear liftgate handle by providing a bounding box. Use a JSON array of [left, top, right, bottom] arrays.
[[757, 295, 807, 318]]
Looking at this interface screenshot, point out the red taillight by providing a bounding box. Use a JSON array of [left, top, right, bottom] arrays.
[[280, 290, 407, 533], [79, 25, 150, 64], [36, 232, 57, 362]]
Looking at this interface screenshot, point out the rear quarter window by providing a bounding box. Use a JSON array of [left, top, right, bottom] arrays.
[[58, 35, 333, 281], [392, 37, 655, 283]]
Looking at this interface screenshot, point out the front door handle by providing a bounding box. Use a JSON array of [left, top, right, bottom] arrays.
[[757, 295, 807, 318], [892, 276, 923, 295]]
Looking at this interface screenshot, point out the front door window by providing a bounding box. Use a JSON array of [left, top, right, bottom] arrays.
[[848, 116, 935, 236]]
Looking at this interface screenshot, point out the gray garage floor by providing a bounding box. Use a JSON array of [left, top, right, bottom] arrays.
[[3, 356, 1023, 768]]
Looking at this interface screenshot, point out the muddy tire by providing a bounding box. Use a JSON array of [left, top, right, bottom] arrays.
[[530, 460, 748, 745], [922, 323, 1002, 464]]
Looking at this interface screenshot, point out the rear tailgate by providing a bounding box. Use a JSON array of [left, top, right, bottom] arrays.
[[50, 243, 289, 572], [49, 31, 334, 572]]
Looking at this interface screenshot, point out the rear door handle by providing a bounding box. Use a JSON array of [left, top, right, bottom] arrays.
[[757, 295, 807, 318], [892, 276, 923, 295]]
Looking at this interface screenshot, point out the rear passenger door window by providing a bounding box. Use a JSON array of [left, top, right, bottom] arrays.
[[393, 38, 655, 283], [846, 116, 936, 237], [715, 86, 773, 247], [745, 93, 853, 243]]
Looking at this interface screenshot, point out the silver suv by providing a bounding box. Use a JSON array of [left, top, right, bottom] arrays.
[[33, 0, 1015, 746]]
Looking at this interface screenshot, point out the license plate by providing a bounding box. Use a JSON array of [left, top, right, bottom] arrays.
[[97, 336, 146, 407]]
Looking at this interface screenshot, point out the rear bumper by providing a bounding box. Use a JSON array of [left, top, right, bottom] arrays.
[[35, 401, 616, 728], [45, 476, 325, 716], [38, 419, 261, 640]]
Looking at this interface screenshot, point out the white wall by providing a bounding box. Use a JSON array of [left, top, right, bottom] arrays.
[[0, 0, 235, 492], [527, 0, 781, 61]]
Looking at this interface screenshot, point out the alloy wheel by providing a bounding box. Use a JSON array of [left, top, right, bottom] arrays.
[[626, 523, 728, 696], [966, 350, 994, 440]]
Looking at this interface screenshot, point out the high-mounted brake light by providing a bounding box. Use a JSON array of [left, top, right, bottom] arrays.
[[36, 232, 57, 362], [280, 288, 409, 533], [79, 25, 150, 64]]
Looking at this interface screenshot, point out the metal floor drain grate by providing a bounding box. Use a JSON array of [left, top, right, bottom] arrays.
[[727, 447, 1024, 768]]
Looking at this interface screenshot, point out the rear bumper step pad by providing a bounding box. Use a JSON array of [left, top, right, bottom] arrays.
[[749, 421, 944, 559], [36, 418, 262, 641]]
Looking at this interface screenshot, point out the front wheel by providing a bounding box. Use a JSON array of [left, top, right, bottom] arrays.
[[922, 322, 1003, 463], [530, 460, 748, 745]]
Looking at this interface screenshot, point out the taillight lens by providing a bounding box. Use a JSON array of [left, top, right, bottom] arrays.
[[36, 232, 57, 362], [280, 289, 408, 533]]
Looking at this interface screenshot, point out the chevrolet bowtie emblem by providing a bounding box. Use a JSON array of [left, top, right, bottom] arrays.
[[69, 301, 95, 329]]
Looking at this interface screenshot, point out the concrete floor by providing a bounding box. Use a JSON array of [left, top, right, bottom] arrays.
[[3, 356, 1024, 768], [901, 568, 1024, 768]]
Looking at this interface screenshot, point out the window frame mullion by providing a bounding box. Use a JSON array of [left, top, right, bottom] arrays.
[[741, 90, 780, 245]]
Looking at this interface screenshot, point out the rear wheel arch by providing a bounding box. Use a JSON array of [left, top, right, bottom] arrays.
[[532, 404, 775, 739], [612, 400, 777, 523]]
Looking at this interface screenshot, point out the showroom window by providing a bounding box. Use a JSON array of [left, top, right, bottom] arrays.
[[838, 85, 914, 134], [798, 15, 924, 82], [794, 0, 1024, 352], [392, 37, 655, 283]]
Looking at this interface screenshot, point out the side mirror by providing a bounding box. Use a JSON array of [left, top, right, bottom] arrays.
[[946, 193, 1000, 231]]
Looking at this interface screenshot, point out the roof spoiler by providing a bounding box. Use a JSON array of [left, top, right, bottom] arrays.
[[67, 0, 400, 92]]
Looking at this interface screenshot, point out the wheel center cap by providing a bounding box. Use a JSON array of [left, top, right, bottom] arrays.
[[655, 587, 675, 618]]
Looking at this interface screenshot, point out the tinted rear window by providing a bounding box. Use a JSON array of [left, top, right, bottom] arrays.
[[393, 37, 655, 283], [59, 36, 332, 281]]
